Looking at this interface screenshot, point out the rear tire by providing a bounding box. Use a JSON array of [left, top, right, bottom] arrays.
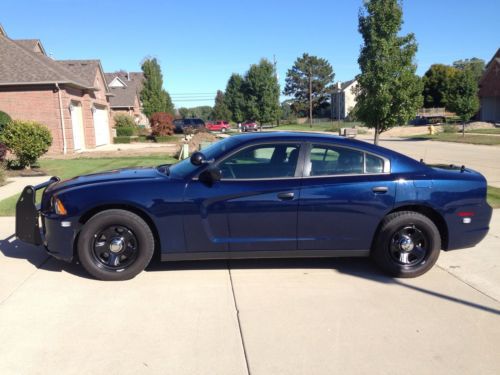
[[372, 211, 441, 278], [77, 209, 154, 281]]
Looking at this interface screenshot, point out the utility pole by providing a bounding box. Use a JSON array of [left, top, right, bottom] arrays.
[[309, 69, 313, 128], [274, 54, 280, 127]]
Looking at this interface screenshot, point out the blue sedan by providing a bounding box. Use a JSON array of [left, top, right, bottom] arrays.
[[16, 132, 492, 280]]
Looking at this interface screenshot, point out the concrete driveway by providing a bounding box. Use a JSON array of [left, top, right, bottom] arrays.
[[1, 214, 499, 375]]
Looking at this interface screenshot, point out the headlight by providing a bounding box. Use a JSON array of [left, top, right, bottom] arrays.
[[53, 197, 67, 216]]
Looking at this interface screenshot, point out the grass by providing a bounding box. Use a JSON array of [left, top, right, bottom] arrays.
[[0, 155, 177, 216], [271, 121, 363, 132], [488, 186, 500, 209], [411, 133, 500, 146], [467, 128, 500, 135]]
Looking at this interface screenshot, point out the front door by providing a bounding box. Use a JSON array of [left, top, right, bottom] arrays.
[[183, 142, 303, 253], [298, 143, 396, 251]]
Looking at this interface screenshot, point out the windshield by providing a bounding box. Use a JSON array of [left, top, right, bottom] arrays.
[[165, 136, 241, 178]]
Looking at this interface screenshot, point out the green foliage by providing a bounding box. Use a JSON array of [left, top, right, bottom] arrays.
[[154, 135, 178, 143], [113, 114, 136, 128], [150, 112, 175, 136], [0, 120, 52, 168], [0, 110, 12, 132], [116, 127, 135, 136], [283, 53, 334, 119], [113, 136, 132, 144], [442, 124, 458, 133], [447, 69, 480, 122], [453, 58, 485, 82], [422, 64, 458, 108], [211, 90, 232, 120], [356, 0, 423, 144], [224, 74, 246, 123], [0, 166, 5, 187], [244, 59, 281, 124], [140, 58, 174, 117], [177, 106, 213, 121], [0, 142, 7, 162], [280, 101, 297, 124]]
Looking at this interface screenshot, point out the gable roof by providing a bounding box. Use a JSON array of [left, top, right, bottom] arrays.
[[58, 59, 111, 94], [104, 71, 144, 108], [0, 32, 91, 88], [479, 48, 500, 97], [14, 39, 46, 55]]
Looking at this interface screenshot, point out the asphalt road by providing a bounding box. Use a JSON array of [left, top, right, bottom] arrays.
[[1, 213, 499, 375]]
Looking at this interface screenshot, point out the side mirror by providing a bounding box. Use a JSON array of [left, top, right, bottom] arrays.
[[190, 151, 214, 166], [199, 168, 222, 186]]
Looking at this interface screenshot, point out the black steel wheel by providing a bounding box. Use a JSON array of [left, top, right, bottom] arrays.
[[78, 209, 155, 281], [372, 211, 441, 278]]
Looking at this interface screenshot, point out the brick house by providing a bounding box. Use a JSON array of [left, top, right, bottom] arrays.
[[331, 79, 358, 120], [479, 48, 500, 123], [104, 71, 148, 126], [0, 25, 113, 154]]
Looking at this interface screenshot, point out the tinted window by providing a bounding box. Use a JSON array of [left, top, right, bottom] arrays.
[[219, 144, 300, 179], [366, 153, 384, 173], [309, 145, 364, 176]]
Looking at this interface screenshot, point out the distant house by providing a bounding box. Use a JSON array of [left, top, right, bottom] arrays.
[[479, 48, 500, 123], [331, 79, 358, 120], [104, 71, 148, 126], [0, 25, 113, 153]]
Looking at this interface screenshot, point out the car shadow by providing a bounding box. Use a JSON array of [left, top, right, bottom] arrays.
[[2, 235, 499, 316]]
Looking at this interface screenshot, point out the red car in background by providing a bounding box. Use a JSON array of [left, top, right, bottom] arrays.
[[206, 120, 231, 132], [241, 121, 259, 132]]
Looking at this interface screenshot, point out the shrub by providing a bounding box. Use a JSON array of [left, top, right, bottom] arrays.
[[155, 135, 177, 143], [114, 114, 136, 128], [0, 110, 12, 132], [113, 136, 132, 144], [0, 166, 5, 186], [116, 127, 135, 136], [150, 112, 175, 136], [0, 142, 7, 163], [0, 120, 52, 168]]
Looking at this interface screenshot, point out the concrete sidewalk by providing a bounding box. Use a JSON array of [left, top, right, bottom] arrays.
[[0, 176, 49, 200], [0, 214, 499, 375]]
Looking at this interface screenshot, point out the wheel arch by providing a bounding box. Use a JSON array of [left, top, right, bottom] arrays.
[[76, 204, 162, 259], [372, 204, 449, 251]]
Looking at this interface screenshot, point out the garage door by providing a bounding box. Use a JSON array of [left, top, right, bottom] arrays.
[[93, 106, 110, 146], [70, 102, 85, 151]]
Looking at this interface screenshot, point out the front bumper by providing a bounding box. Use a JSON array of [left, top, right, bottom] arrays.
[[15, 177, 76, 262]]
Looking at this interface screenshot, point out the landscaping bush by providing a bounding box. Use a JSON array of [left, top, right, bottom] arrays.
[[150, 112, 175, 136], [0, 120, 52, 169], [114, 114, 136, 128], [113, 136, 132, 144], [0, 142, 7, 163], [0, 110, 12, 132], [0, 166, 5, 186], [155, 135, 177, 143], [116, 127, 135, 136]]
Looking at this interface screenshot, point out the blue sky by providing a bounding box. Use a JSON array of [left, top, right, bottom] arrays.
[[1, 0, 498, 107]]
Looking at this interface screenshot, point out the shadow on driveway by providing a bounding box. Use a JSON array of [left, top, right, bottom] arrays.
[[2, 235, 499, 316]]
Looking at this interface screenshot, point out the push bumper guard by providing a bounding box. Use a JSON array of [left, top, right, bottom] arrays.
[[15, 176, 59, 245]]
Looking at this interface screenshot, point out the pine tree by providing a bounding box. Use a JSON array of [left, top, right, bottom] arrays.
[[140, 58, 174, 117], [211, 90, 232, 120]]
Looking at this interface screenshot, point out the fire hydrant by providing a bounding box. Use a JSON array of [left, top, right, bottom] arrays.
[[428, 124, 435, 135]]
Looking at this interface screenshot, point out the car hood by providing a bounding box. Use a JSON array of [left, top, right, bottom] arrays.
[[46, 167, 165, 194]]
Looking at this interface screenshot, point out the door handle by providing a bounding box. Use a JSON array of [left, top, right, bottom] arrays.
[[372, 186, 388, 193], [277, 192, 295, 200]]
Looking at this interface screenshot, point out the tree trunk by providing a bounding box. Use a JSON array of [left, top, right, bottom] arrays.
[[309, 74, 312, 128], [462, 121, 465, 137], [374, 124, 380, 145]]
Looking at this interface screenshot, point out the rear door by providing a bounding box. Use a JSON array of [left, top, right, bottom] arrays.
[[183, 142, 303, 253], [298, 143, 396, 251]]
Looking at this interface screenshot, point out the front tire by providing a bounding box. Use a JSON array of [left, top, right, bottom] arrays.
[[77, 209, 155, 281], [372, 211, 441, 278]]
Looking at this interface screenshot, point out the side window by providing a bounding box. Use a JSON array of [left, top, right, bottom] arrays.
[[219, 144, 300, 179], [366, 153, 384, 173], [308, 145, 364, 176]]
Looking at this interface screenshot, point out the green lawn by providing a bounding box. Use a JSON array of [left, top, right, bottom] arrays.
[[271, 121, 363, 132], [0, 155, 176, 216], [488, 186, 500, 209], [467, 128, 500, 135], [412, 133, 500, 146]]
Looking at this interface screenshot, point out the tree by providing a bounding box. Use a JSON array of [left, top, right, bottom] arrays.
[[447, 69, 480, 127], [224, 74, 246, 123], [244, 59, 281, 125], [355, 0, 423, 145], [422, 64, 458, 108], [140, 58, 174, 117], [150, 112, 175, 136], [211, 90, 232, 120], [453, 58, 485, 82], [178, 107, 189, 118], [284, 53, 334, 126], [178, 106, 213, 121]]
